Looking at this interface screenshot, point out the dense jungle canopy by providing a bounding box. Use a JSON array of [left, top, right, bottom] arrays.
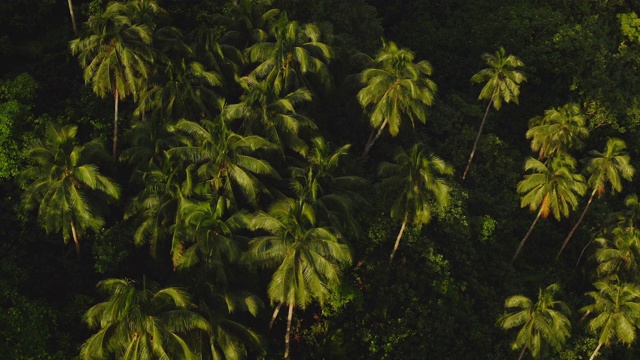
[[5, 0, 640, 359]]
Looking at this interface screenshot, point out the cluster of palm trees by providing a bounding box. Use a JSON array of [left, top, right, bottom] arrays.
[[500, 195, 640, 359], [514, 103, 634, 262], [501, 105, 640, 358], [20, 0, 459, 358], [22, 0, 640, 358]]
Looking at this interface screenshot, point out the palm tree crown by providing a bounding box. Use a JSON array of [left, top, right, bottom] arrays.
[[80, 278, 211, 359], [526, 103, 589, 160], [20, 122, 120, 253], [358, 39, 437, 157], [581, 281, 640, 360], [498, 283, 571, 360], [513, 155, 586, 261], [378, 143, 453, 264], [247, 13, 333, 96]]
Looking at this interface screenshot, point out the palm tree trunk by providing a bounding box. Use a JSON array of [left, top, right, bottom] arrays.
[[517, 345, 527, 360], [462, 91, 496, 182], [589, 342, 603, 360], [389, 212, 408, 266], [71, 220, 80, 254], [269, 302, 283, 330], [512, 209, 543, 263], [113, 89, 119, 162], [284, 303, 294, 359], [556, 189, 597, 260], [362, 119, 388, 159], [67, 0, 78, 36]]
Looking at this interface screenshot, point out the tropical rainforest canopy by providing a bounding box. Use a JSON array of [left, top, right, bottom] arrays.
[[5, 0, 640, 359]]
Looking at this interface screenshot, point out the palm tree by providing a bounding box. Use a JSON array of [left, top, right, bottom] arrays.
[[214, 0, 280, 50], [80, 278, 211, 359], [175, 201, 265, 359], [557, 138, 635, 259], [70, 0, 155, 160], [526, 103, 589, 160], [175, 199, 245, 279], [594, 227, 640, 281], [247, 13, 333, 96], [168, 115, 280, 210], [513, 155, 586, 262], [498, 283, 571, 360], [462, 47, 526, 181], [137, 27, 223, 120], [188, 277, 264, 360], [225, 77, 316, 155], [581, 281, 640, 360], [357, 40, 437, 158], [246, 198, 352, 359], [289, 136, 367, 236], [20, 122, 120, 253], [377, 144, 453, 265], [615, 194, 640, 231]]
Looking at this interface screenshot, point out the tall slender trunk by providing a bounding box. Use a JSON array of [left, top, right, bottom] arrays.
[[556, 189, 597, 260], [462, 91, 497, 182], [269, 302, 283, 330], [512, 209, 543, 263], [389, 212, 408, 266], [517, 345, 527, 360], [113, 89, 119, 162], [70, 220, 80, 254], [67, 0, 78, 36], [589, 342, 603, 360], [284, 303, 294, 359], [362, 119, 388, 159]]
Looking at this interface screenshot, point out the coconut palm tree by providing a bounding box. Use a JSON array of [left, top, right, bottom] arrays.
[[462, 47, 526, 181], [80, 278, 210, 359], [557, 138, 634, 259], [247, 13, 333, 96], [214, 0, 280, 50], [246, 198, 352, 359], [615, 194, 640, 230], [225, 77, 316, 155], [20, 122, 120, 253], [174, 199, 246, 279], [175, 201, 265, 359], [137, 26, 223, 120], [377, 143, 453, 265], [70, 0, 155, 160], [526, 103, 589, 160], [498, 283, 572, 360], [168, 115, 280, 210], [289, 136, 367, 236], [581, 281, 640, 360], [358, 40, 437, 158], [125, 164, 191, 262], [513, 155, 586, 262], [594, 227, 640, 281]]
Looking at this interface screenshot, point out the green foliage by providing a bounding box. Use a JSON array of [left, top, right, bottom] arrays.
[[357, 39, 436, 147], [0, 73, 39, 179], [619, 12, 640, 44], [10, 1, 640, 359], [0, 247, 67, 360], [498, 283, 572, 359], [20, 122, 120, 252], [81, 278, 211, 359]]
